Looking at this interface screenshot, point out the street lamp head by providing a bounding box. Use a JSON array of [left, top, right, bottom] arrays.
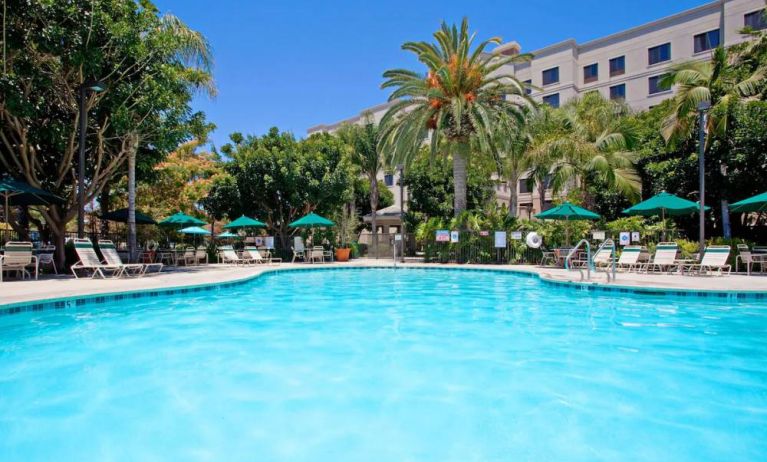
[[396, 164, 404, 172], [697, 100, 711, 111]]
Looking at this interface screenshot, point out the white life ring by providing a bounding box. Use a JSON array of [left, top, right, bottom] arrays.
[[526, 232, 542, 249]]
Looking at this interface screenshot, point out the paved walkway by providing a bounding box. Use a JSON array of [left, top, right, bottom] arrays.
[[1, 260, 766, 306]]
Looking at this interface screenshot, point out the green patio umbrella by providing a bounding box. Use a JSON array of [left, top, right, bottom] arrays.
[[729, 191, 767, 213], [288, 212, 335, 228], [623, 191, 710, 240], [223, 215, 267, 229], [159, 211, 206, 227], [179, 226, 210, 235], [535, 201, 600, 246], [217, 231, 238, 239], [100, 208, 157, 225], [0, 177, 65, 225]]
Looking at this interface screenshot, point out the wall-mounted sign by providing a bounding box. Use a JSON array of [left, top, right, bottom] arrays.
[[450, 231, 460, 243], [631, 232, 640, 243], [494, 231, 507, 248], [510, 231, 523, 240], [619, 232, 630, 246], [436, 230, 450, 242]]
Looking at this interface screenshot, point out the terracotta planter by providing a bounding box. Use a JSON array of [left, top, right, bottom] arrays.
[[335, 247, 351, 262]]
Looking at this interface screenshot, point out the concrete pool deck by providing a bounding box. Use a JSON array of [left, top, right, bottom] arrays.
[[2, 260, 767, 306]]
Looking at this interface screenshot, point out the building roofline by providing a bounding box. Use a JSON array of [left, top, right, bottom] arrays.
[[521, 0, 723, 58], [307, 99, 400, 134]]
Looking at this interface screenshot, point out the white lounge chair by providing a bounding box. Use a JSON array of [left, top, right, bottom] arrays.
[[643, 242, 679, 273], [681, 245, 731, 276], [219, 246, 254, 265], [616, 245, 643, 272], [195, 247, 209, 265], [0, 241, 38, 282], [244, 246, 282, 265], [98, 240, 163, 276], [71, 238, 123, 279], [37, 244, 57, 275], [291, 237, 305, 263]]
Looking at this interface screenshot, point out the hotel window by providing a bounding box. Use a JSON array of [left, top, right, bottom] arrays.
[[518, 179, 531, 194], [745, 10, 767, 30], [542, 93, 560, 108], [609, 83, 626, 101], [648, 74, 670, 95], [609, 56, 625, 77], [694, 29, 720, 53], [523, 79, 532, 95], [542, 67, 559, 86], [648, 43, 671, 65], [583, 63, 598, 84]]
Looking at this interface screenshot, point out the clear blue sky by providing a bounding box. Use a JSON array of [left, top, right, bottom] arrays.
[[154, 0, 709, 148]]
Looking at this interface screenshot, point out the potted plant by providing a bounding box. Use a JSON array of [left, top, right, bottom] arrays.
[[334, 204, 357, 262]]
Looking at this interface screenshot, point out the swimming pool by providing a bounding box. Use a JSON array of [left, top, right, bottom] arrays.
[[1, 268, 765, 461]]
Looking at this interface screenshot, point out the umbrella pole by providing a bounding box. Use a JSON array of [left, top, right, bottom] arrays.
[[3, 193, 7, 228], [661, 209, 665, 241]]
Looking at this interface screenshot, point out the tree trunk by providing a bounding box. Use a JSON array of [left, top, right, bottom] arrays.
[[127, 138, 138, 263], [507, 173, 519, 218], [721, 199, 731, 239], [370, 175, 379, 259], [100, 185, 111, 236], [538, 182, 547, 213], [452, 141, 469, 215]]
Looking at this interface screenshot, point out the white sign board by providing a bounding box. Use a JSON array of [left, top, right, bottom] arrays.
[[255, 236, 264, 247], [510, 231, 523, 240], [631, 232, 641, 243], [592, 230, 606, 241], [394, 234, 402, 242], [494, 231, 507, 248], [450, 231, 460, 243], [436, 230, 450, 242], [265, 236, 274, 249], [619, 232, 630, 246]]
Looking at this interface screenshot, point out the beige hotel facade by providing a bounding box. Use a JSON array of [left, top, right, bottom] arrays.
[[308, 0, 766, 219]]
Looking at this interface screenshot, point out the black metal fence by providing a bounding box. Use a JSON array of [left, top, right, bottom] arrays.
[[420, 231, 543, 264]]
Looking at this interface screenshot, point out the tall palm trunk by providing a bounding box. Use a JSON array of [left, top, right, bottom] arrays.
[[507, 172, 520, 218], [369, 175, 379, 259], [452, 141, 470, 215], [537, 181, 547, 213], [127, 135, 138, 263]]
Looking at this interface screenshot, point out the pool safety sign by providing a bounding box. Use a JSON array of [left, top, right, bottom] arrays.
[[631, 232, 641, 243], [592, 231, 605, 240], [619, 232, 630, 246], [510, 231, 523, 240], [265, 236, 274, 249], [450, 231, 460, 243], [494, 231, 507, 248], [436, 230, 450, 242]]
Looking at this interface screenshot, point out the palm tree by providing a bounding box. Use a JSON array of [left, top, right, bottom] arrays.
[[339, 118, 386, 258], [379, 18, 532, 216], [660, 45, 765, 237], [533, 92, 640, 206], [492, 112, 531, 217]]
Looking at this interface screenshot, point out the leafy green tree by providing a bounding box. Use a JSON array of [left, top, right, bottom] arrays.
[[0, 0, 213, 262], [203, 128, 355, 248], [379, 18, 532, 215]]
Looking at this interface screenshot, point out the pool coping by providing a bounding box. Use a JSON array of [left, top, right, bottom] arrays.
[[1, 264, 766, 317]]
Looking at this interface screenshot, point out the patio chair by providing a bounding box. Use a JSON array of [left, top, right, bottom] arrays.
[[244, 246, 282, 265], [310, 246, 325, 263], [37, 244, 57, 275], [681, 245, 731, 276], [539, 247, 556, 266], [616, 245, 643, 272], [735, 244, 765, 275], [291, 237, 306, 263], [643, 242, 680, 273], [71, 238, 123, 279], [195, 247, 209, 265], [218, 246, 254, 265], [98, 240, 163, 276], [178, 247, 197, 266], [0, 241, 38, 282]]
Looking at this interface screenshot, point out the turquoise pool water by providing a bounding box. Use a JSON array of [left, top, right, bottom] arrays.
[[1, 268, 766, 461]]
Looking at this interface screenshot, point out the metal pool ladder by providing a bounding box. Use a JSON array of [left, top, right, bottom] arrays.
[[565, 239, 617, 282]]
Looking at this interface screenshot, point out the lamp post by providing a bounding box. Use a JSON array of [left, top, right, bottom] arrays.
[[697, 100, 711, 254], [397, 164, 405, 262], [77, 80, 105, 238]]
